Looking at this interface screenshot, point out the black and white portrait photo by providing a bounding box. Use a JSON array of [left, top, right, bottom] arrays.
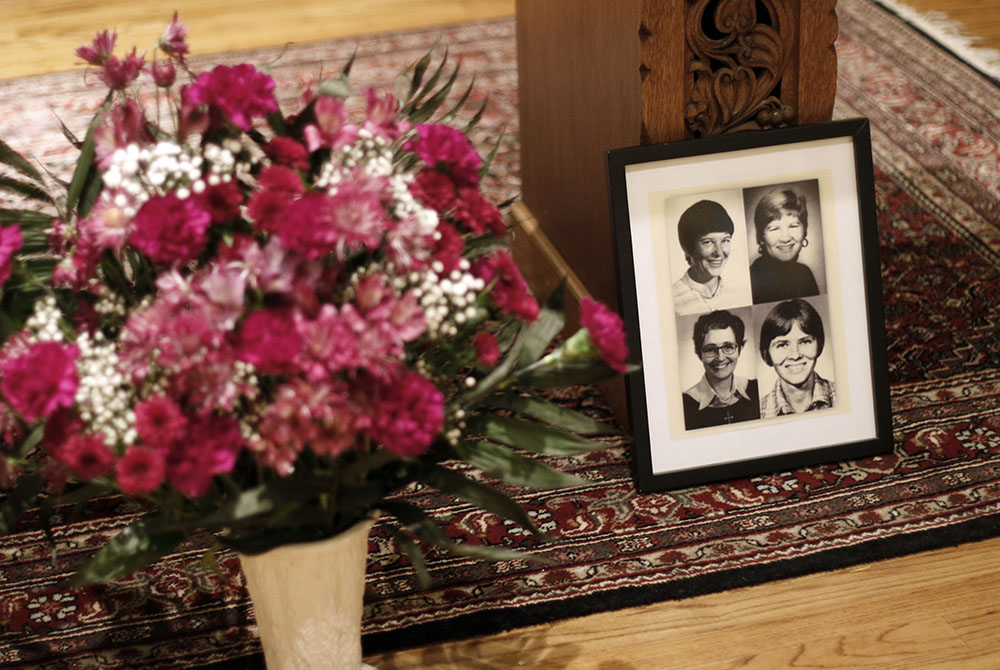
[[743, 180, 827, 305], [754, 296, 836, 418], [677, 308, 760, 431], [666, 190, 752, 316]]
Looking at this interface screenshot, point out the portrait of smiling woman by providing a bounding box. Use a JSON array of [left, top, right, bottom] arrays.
[[745, 181, 826, 305], [670, 198, 749, 315], [681, 309, 760, 430], [758, 298, 836, 418]]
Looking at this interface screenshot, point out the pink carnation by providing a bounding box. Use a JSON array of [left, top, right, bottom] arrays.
[[1, 342, 79, 423], [410, 170, 457, 213], [166, 414, 243, 497], [369, 373, 444, 457], [474, 331, 500, 366], [580, 297, 629, 373], [263, 137, 310, 171], [253, 380, 359, 474], [247, 165, 305, 231], [117, 446, 167, 495], [184, 64, 278, 130], [236, 308, 304, 375], [134, 396, 188, 448], [129, 193, 211, 264], [407, 124, 482, 187], [453, 187, 506, 237], [196, 181, 243, 224], [0, 225, 22, 286], [59, 434, 115, 479], [471, 251, 540, 322], [431, 222, 465, 274], [274, 182, 388, 261]]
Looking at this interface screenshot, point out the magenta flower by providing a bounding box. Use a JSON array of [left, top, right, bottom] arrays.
[[274, 182, 388, 261], [196, 181, 243, 225], [363, 88, 409, 141], [151, 61, 176, 88], [184, 64, 279, 130], [236, 308, 304, 375], [159, 12, 189, 60], [134, 396, 188, 448], [98, 48, 146, 91], [94, 100, 154, 170], [407, 123, 482, 187], [1, 342, 79, 423], [0, 225, 22, 286], [580, 297, 629, 373], [475, 331, 500, 366], [129, 192, 212, 265], [471, 251, 540, 323], [263, 137, 310, 171], [246, 165, 305, 231], [452, 187, 506, 237], [59, 434, 115, 479], [303, 97, 356, 152], [409, 170, 457, 214], [253, 380, 359, 474], [75, 30, 117, 66], [117, 446, 167, 495], [166, 414, 243, 497], [369, 373, 444, 457]]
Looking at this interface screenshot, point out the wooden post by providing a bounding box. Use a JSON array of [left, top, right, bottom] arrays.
[[513, 0, 839, 424]]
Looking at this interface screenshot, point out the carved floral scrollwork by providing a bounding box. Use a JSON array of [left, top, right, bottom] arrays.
[[685, 0, 797, 136]]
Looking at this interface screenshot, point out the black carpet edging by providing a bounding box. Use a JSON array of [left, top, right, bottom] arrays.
[[203, 511, 1000, 669]]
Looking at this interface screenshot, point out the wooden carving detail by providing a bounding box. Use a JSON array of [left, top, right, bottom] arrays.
[[685, 0, 797, 136]]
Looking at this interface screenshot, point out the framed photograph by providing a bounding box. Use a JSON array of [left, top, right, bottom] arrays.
[[607, 118, 892, 492]]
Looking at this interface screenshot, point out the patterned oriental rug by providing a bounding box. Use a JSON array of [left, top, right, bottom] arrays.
[[3, 1, 1000, 667]]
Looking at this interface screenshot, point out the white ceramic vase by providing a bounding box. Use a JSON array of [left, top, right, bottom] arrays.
[[239, 519, 376, 670]]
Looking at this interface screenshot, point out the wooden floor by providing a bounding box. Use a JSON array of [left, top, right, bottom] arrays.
[[7, 1, 1000, 667]]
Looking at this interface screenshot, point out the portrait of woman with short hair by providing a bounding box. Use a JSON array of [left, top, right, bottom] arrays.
[[746, 182, 825, 305], [681, 309, 761, 430], [758, 298, 836, 418], [670, 199, 749, 315]]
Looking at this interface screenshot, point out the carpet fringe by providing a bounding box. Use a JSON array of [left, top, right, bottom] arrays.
[[871, 0, 1000, 80]]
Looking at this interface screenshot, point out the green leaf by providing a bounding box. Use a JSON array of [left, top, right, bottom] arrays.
[[380, 500, 534, 563], [0, 208, 53, 226], [462, 233, 508, 259], [418, 463, 544, 538], [0, 175, 53, 204], [462, 95, 490, 134], [0, 136, 45, 184], [484, 393, 621, 436], [437, 76, 475, 124], [467, 414, 610, 457], [517, 359, 620, 388], [517, 284, 565, 367], [318, 74, 351, 99], [408, 64, 459, 124], [0, 472, 44, 535], [388, 527, 431, 589], [65, 109, 104, 217], [454, 440, 588, 490], [340, 49, 358, 77], [403, 47, 437, 108], [479, 123, 507, 178], [65, 517, 185, 585]]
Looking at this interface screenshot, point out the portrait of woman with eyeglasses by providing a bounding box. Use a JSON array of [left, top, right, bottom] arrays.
[[681, 309, 761, 430]]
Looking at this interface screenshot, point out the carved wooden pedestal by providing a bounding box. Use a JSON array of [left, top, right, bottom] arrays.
[[512, 0, 839, 423]]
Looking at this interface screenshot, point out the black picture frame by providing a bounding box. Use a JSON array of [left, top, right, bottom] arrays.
[[607, 118, 892, 493]]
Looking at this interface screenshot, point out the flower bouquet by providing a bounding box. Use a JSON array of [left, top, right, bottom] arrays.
[[0, 15, 631, 592]]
